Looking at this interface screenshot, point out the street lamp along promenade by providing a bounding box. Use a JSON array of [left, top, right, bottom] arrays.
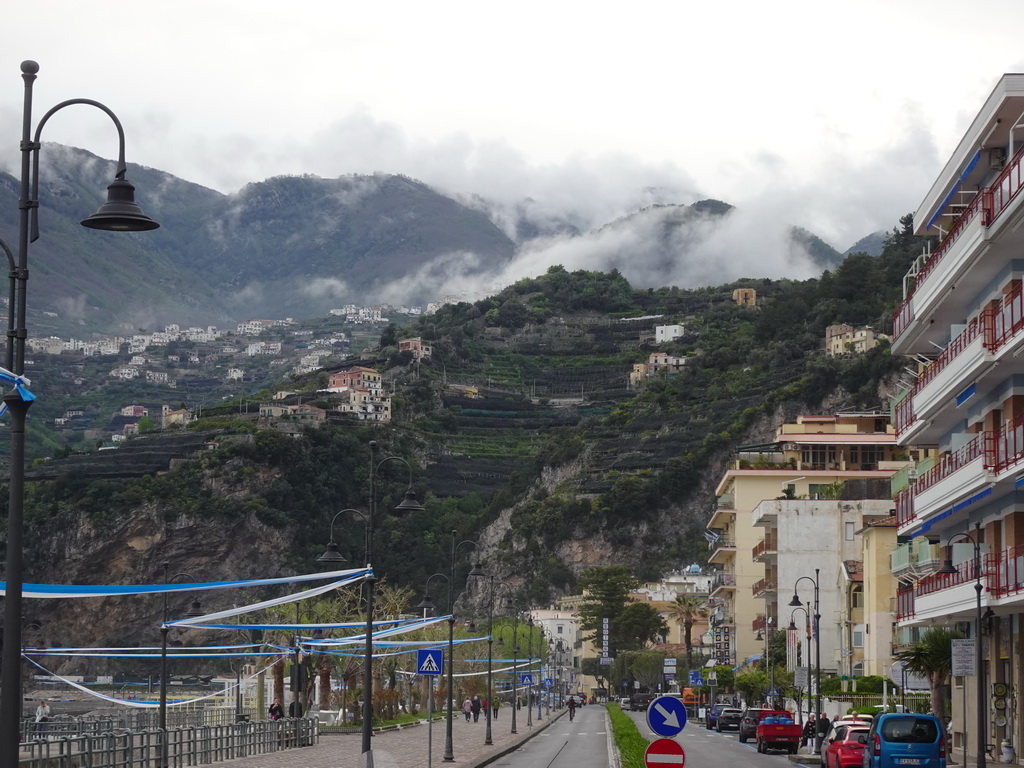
[[159, 566, 204, 768], [788, 570, 821, 751], [415, 573, 452, 765], [0, 60, 160, 767], [788, 604, 811, 724], [936, 522, 986, 768], [317, 440, 423, 768]]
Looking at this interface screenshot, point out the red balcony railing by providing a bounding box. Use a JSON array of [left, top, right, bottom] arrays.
[[895, 488, 915, 528], [893, 145, 1024, 342], [914, 435, 987, 494], [896, 585, 915, 621], [991, 412, 1024, 473], [752, 537, 776, 560], [917, 552, 986, 597], [990, 544, 1024, 597], [752, 615, 767, 633], [894, 389, 916, 437], [916, 316, 985, 390], [752, 578, 776, 596], [987, 284, 1024, 352]]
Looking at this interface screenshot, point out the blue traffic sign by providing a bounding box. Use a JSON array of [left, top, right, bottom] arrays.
[[688, 669, 702, 685], [646, 694, 688, 738], [521, 673, 534, 686], [694, 678, 705, 687], [544, 677, 553, 688], [417, 649, 443, 676]]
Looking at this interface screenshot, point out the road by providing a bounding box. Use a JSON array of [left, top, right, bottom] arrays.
[[484, 705, 613, 767], [624, 708, 820, 768]]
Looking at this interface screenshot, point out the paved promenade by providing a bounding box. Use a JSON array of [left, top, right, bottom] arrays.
[[211, 707, 570, 768]]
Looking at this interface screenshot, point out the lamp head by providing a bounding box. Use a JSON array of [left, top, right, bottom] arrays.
[[787, 620, 797, 631], [416, 594, 436, 614], [936, 558, 959, 575], [468, 561, 486, 578], [787, 594, 802, 607], [185, 598, 204, 619], [81, 177, 160, 232], [394, 488, 425, 512], [317, 542, 347, 564]]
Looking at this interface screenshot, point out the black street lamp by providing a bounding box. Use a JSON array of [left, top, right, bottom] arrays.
[[788, 604, 810, 724], [468, 563, 518, 744], [318, 508, 370, 566], [495, 623, 520, 735], [417, 574, 451, 768], [159, 565, 203, 768], [936, 522, 986, 768], [446, 532, 479, 761], [756, 617, 776, 707], [0, 60, 159, 766], [789, 569, 820, 751], [360, 440, 424, 767]]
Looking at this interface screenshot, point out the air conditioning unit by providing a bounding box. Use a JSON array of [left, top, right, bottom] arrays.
[[990, 147, 1008, 170]]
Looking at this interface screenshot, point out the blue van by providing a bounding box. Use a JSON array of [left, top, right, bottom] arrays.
[[864, 713, 946, 767]]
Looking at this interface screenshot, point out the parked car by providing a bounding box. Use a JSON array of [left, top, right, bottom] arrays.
[[619, 697, 631, 708], [715, 707, 743, 732], [738, 707, 769, 743], [864, 713, 946, 768], [755, 710, 802, 754], [824, 724, 869, 768]]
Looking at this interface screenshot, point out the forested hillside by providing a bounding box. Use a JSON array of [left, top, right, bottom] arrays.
[[7, 214, 928, 657]]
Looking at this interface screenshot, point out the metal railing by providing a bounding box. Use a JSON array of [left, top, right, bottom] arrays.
[[18, 717, 317, 768], [914, 435, 986, 494]]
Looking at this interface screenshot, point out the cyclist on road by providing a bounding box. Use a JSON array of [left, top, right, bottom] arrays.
[[567, 696, 577, 721]]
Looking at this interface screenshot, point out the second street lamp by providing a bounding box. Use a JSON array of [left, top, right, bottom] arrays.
[[936, 522, 986, 768], [789, 570, 821, 752]]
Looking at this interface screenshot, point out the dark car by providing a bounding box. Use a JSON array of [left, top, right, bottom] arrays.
[[706, 704, 729, 730], [630, 693, 656, 711], [716, 707, 743, 732], [738, 707, 769, 743]]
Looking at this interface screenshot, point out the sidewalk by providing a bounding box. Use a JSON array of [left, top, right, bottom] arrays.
[[210, 707, 567, 768]]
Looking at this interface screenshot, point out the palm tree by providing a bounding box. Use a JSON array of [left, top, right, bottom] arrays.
[[894, 626, 964, 721], [667, 593, 709, 666]]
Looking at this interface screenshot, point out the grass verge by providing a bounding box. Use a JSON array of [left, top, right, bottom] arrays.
[[607, 703, 650, 768]]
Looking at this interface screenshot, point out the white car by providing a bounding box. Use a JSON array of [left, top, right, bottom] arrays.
[[619, 697, 631, 707]]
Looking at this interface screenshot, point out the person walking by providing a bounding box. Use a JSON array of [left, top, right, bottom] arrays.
[[268, 698, 284, 720], [492, 698, 500, 720], [462, 698, 472, 722], [482, 697, 489, 720], [471, 695, 482, 723]]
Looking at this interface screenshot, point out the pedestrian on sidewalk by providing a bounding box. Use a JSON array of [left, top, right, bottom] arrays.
[[492, 698, 500, 720], [463, 697, 472, 722], [471, 695, 482, 723]]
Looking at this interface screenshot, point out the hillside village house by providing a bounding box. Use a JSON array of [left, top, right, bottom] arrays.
[[733, 288, 757, 306], [824, 323, 890, 356], [335, 387, 392, 422], [328, 367, 383, 391], [398, 337, 432, 361], [654, 324, 684, 344], [629, 352, 688, 388], [890, 73, 1024, 763]]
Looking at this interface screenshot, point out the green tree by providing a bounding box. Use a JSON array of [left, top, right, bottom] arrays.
[[631, 651, 666, 692], [137, 415, 156, 433], [577, 566, 640, 645], [615, 602, 668, 651], [894, 626, 963, 722]]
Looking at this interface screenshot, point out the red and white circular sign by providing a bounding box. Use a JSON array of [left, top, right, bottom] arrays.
[[644, 737, 685, 767]]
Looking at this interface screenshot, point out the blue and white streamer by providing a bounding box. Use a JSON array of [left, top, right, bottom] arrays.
[[0, 365, 33, 418], [0, 567, 372, 599]]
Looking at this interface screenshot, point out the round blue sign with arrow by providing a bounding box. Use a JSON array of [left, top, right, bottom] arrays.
[[646, 694, 688, 738]]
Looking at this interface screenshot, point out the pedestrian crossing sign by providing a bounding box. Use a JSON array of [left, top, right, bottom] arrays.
[[417, 650, 443, 675], [521, 673, 534, 686]]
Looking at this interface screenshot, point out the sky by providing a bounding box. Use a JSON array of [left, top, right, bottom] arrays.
[[2, 1, 1024, 293]]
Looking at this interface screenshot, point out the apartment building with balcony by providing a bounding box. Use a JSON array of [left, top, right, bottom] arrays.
[[890, 74, 1024, 763], [708, 413, 901, 670]]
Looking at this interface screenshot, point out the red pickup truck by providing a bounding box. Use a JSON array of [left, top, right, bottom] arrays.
[[755, 710, 802, 754]]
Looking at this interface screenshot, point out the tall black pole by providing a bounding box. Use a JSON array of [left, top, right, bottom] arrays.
[[159, 562, 170, 768], [485, 577, 494, 745], [973, 523, 984, 768], [362, 441, 378, 767], [814, 568, 821, 753], [443, 617, 455, 762], [0, 63, 35, 767]]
